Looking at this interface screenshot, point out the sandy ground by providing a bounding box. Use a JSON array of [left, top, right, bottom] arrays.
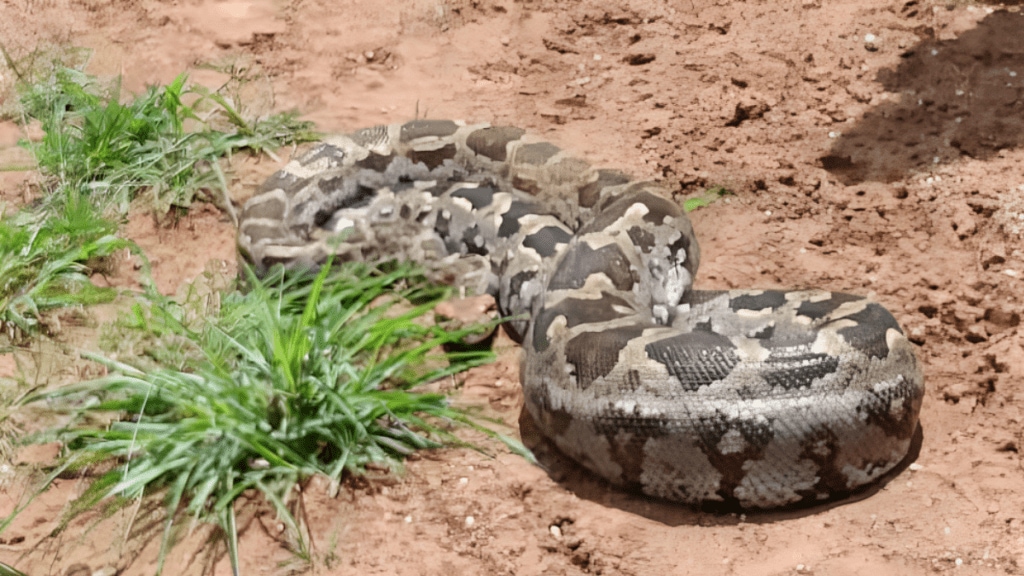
[[1, 0, 1023, 574]]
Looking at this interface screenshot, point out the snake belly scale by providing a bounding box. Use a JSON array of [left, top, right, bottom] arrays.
[[237, 119, 924, 509]]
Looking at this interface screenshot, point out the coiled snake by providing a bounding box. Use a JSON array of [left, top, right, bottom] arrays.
[[237, 120, 924, 509]]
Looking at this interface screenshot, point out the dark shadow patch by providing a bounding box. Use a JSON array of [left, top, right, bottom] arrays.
[[823, 11, 1024, 183]]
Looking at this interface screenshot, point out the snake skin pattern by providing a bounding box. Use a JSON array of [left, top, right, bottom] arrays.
[[237, 119, 924, 509]]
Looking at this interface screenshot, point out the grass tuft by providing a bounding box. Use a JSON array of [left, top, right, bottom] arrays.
[[12, 262, 525, 575], [12, 62, 317, 217], [0, 188, 134, 340]]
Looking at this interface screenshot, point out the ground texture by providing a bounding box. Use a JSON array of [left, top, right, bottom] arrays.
[[1, 0, 1023, 574]]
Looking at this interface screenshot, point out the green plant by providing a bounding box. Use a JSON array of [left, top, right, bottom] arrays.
[[9, 262, 525, 575], [0, 188, 134, 339], [683, 185, 731, 213], [15, 64, 317, 217]]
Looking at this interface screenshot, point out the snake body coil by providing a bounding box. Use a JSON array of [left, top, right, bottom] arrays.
[[238, 119, 924, 509]]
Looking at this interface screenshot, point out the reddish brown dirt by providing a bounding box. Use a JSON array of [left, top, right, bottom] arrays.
[[2, 0, 1024, 574]]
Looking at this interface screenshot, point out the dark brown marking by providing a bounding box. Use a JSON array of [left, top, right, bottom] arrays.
[[644, 332, 739, 391], [760, 353, 840, 392], [547, 243, 636, 292], [531, 294, 638, 352], [522, 226, 572, 258], [626, 226, 656, 252], [242, 197, 286, 220], [834, 303, 902, 359], [399, 119, 460, 142], [355, 151, 398, 172], [516, 142, 562, 165], [407, 143, 458, 169], [579, 170, 632, 208], [729, 291, 788, 312], [795, 292, 863, 320], [242, 224, 288, 241], [581, 168, 626, 208], [498, 200, 540, 237], [563, 326, 647, 389], [465, 126, 526, 161], [451, 185, 496, 210], [258, 171, 309, 194]]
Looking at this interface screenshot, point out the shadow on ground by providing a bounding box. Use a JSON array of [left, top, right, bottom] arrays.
[[822, 9, 1024, 184]]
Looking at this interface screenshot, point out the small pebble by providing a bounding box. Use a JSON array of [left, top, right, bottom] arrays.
[[1004, 269, 1019, 277], [404, 515, 413, 523], [459, 477, 469, 485], [465, 516, 475, 527], [909, 463, 924, 471], [550, 525, 563, 539]]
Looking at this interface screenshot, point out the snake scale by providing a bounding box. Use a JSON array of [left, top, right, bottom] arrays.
[[237, 119, 924, 509]]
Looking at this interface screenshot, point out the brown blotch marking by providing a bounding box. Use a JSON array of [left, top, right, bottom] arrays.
[[547, 242, 636, 292], [638, 192, 684, 224], [258, 171, 308, 194], [835, 303, 903, 359], [242, 196, 287, 220], [355, 151, 398, 172], [643, 331, 739, 391], [626, 226, 656, 252], [563, 326, 647, 389], [399, 119, 460, 142], [516, 142, 562, 165], [795, 292, 863, 320], [242, 224, 289, 241], [793, 428, 849, 502], [690, 413, 774, 506], [579, 169, 631, 208], [558, 294, 637, 329], [605, 433, 648, 489], [465, 126, 526, 161], [522, 225, 573, 258], [511, 174, 543, 196], [859, 375, 924, 440], [408, 143, 458, 169]]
